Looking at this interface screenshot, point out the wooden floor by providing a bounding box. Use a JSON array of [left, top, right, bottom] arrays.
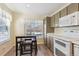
[[5, 44, 53, 56]]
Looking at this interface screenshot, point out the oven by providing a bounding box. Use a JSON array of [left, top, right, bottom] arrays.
[[54, 37, 72, 56]]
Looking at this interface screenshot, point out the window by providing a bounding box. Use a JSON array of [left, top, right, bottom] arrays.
[[24, 20, 43, 38], [0, 8, 12, 43]]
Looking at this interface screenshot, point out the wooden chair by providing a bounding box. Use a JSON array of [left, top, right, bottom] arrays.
[[20, 38, 32, 56], [16, 36, 37, 56]]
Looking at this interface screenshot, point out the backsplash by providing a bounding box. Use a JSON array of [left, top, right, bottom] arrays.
[[55, 26, 79, 35]]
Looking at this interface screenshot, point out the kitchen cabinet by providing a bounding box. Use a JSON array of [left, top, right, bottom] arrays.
[[43, 17, 54, 46], [45, 17, 54, 33], [44, 35, 47, 45], [60, 7, 67, 17], [46, 35, 50, 48], [51, 15, 55, 27], [59, 15, 71, 26], [74, 44, 79, 56], [69, 12, 79, 25], [50, 3, 79, 27], [59, 12, 79, 27], [50, 36, 54, 52], [54, 12, 60, 27], [46, 35, 54, 52], [67, 3, 79, 15]]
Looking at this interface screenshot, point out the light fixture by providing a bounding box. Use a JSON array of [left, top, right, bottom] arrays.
[[26, 4, 30, 8]]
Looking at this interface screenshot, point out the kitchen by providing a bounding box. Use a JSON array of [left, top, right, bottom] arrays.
[[43, 3, 79, 56], [0, 3, 79, 56]]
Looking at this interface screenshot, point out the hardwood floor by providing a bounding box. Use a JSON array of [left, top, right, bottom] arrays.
[[5, 44, 53, 56]]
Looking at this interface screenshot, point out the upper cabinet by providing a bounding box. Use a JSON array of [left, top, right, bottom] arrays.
[[45, 3, 79, 28], [67, 3, 79, 15], [44, 17, 54, 33], [54, 12, 60, 27], [60, 7, 67, 18], [59, 11, 79, 27], [51, 15, 55, 27], [46, 17, 51, 27]]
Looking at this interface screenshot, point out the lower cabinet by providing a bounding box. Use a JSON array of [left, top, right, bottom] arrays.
[[44, 35, 79, 56], [74, 44, 79, 56], [50, 36, 54, 52], [46, 35, 54, 52], [44, 36, 47, 46], [46, 35, 50, 48]]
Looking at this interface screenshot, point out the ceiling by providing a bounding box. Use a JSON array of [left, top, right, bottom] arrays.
[[5, 3, 67, 16]]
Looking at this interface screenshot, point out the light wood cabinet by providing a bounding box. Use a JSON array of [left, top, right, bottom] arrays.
[[44, 36, 47, 45], [50, 36, 54, 52], [44, 17, 54, 33], [74, 44, 79, 56], [51, 15, 55, 27], [54, 12, 60, 27], [60, 7, 67, 17], [43, 17, 54, 46], [46, 35, 50, 48], [46, 35, 54, 52], [67, 3, 79, 15], [50, 3, 79, 27]]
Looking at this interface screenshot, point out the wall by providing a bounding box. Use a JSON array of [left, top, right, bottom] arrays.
[[55, 26, 79, 35], [14, 15, 44, 44]]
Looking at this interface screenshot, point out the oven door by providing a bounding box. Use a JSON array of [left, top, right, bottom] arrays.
[[54, 37, 72, 56]]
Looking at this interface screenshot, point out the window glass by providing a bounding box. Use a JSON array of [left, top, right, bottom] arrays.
[[24, 20, 43, 38]]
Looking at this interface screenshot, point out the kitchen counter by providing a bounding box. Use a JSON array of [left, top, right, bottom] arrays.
[[47, 33, 79, 45]]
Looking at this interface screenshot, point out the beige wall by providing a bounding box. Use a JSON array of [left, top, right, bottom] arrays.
[[14, 15, 44, 44]]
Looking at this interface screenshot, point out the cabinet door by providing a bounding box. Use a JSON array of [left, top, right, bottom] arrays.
[[46, 36, 49, 47], [74, 44, 79, 56], [54, 12, 60, 27], [46, 17, 51, 27], [46, 17, 52, 33], [51, 15, 55, 27], [50, 37, 54, 52], [60, 7, 67, 17], [49, 36, 51, 49], [67, 3, 79, 15], [44, 36, 47, 45], [46, 17, 54, 33]]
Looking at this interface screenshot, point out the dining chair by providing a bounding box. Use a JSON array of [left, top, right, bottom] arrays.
[[16, 36, 37, 56], [20, 38, 32, 56]]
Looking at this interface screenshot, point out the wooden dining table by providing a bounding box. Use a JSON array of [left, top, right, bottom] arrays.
[[16, 36, 37, 56]]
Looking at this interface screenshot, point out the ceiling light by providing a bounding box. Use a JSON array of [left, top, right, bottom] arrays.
[[26, 4, 30, 8]]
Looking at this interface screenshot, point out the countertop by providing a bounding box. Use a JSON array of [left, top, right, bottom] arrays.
[[47, 33, 79, 45]]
